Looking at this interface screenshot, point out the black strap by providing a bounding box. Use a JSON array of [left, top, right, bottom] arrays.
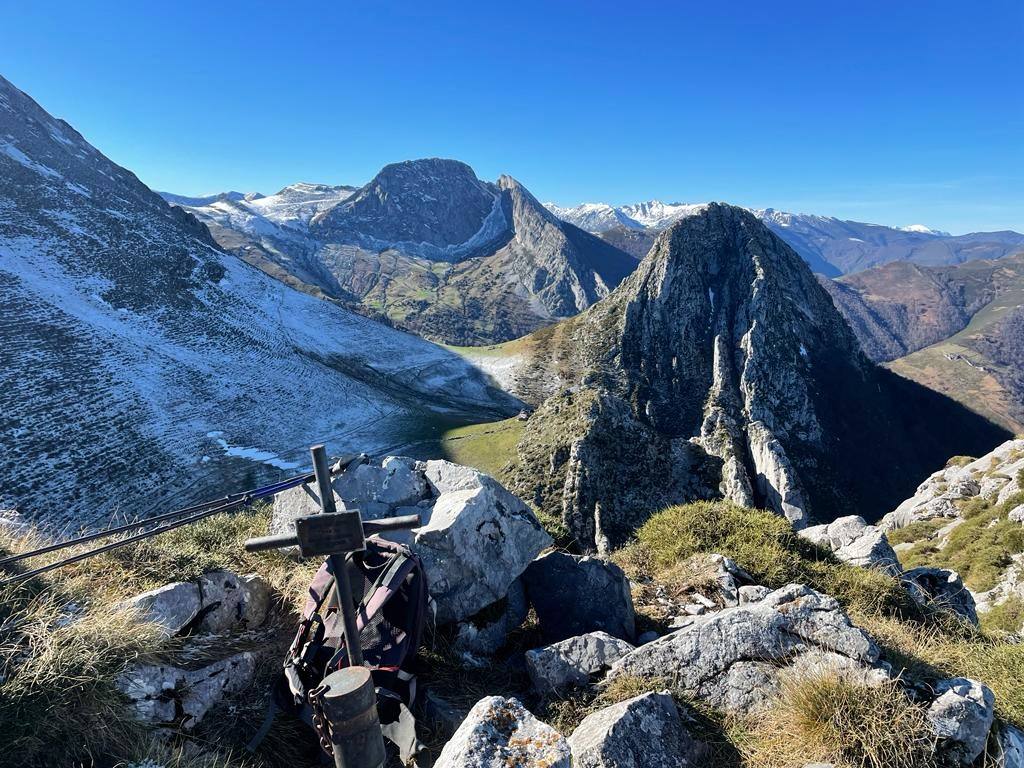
[[246, 698, 278, 752]]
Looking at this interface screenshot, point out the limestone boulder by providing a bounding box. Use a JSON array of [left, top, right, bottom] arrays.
[[568, 690, 707, 767], [434, 696, 570, 768], [196, 571, 270, 632], [414, 483, 551, 624], [117, 652, 256, 729], [798, 515, 901, 575], [526, 631, 635, 695], [998, 724, 1024, 768], [120, 582, 201, 638], [523, 552, 635, 643], [453, 579, 529, 658], [927, 677, 995, 766], [608, 584, 880, 713]]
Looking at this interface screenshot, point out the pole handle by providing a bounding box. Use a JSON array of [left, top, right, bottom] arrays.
[[244, 533, 298, 552], [363, 514, 421, 534]]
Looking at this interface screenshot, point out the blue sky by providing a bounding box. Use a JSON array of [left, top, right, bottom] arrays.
[[1, 1, 1021, 233]]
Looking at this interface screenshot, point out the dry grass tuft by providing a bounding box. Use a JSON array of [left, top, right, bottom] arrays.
[[742, 671, 936, 768]]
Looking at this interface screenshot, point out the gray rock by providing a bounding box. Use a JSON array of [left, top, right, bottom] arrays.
[[1010, 505, 1024, 524], [196, 571, 270, 632], [568, 690, 706, 767], [526, 631, 635, 695], [180, 652, 257, 727], [334, 456, 429, 510], [419, 689, 472, 741], [998, 724, 1024, 768], [738, 585, 771, 604], [453, 579, 528, 657], [120, 582, 201, 638], [609, 584, 880, 713], [270, 482, 345, 535], [637, 631, 660, 645], [798, 515, 901, 575], [414, 483, 551, 624], [422, 459, 492, 495], [927, 677, 995, 765], [522, 552, 635, 643], [902, 567, 979, 626], [434, 696, 570, 768], [117, 652, 256, 729]]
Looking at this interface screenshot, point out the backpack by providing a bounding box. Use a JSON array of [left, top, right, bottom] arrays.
[[250, 536, 429, 762]]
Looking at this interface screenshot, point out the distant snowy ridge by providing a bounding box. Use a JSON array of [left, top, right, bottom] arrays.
[[544, 200, 706, 233]]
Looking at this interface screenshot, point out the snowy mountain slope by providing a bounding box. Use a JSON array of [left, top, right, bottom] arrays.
[[545, 200, 705, 233], [167, 160, 638, 345], [546, 200, 1024, 276], [0, 74, 516, 530]]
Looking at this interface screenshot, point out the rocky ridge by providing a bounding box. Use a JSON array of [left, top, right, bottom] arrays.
[[498, 204, 1009, 549]]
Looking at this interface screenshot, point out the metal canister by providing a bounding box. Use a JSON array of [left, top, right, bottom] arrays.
[[316, 666, 386, 768]]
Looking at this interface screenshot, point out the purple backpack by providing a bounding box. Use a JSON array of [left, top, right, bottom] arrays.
[[253, 536, 428, 761]]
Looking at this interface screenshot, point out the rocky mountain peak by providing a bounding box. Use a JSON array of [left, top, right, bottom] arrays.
[[504, 203, 1009, 550], [310, 157, 511, 260]]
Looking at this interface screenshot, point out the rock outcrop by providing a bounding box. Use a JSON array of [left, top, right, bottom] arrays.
[[117, 652, 256, 729], [433, 696, 571, 768], [883, 440, 1024, 530], [609, 584, 883, 713], [568, 691, 707, 767], [902, 567, 979, 626], [522, 552, 635, 642], [503, 204, 1008, 549], [272, 455, 551, 624], [119, 571, 270, 638]]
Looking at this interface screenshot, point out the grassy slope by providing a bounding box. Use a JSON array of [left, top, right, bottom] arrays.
[[889, 282, 1024, 433], [436, 417, 524, 478]]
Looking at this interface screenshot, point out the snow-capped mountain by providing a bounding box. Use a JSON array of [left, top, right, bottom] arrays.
[[0, 74, 515, 529], [166, 159, 638, 345], [547, 200, 1024, 277], [900, 224, 950, 236], [544, 200, 705, 233]]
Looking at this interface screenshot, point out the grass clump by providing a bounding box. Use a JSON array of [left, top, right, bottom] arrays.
[[856, 611, 1024, 729], [886, 518, 946, 546], [743, 671, 936, 768], [618, 501, 917, 618], [981, 595, 1024, 635]]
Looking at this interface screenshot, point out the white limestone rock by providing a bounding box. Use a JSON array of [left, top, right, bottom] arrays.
[[608, 584, 880, 713], [568, 690, 707, 767], [927, 677, 995, 766], [120, 582, 201, 638], [798, 515, 901, 575], [434, 696, 570, 768], [526, 631, 635, 695]]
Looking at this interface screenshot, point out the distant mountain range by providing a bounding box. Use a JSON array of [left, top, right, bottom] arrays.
[[0, 74, 515, 528], [545, 200, 1024, 278], [822, 253, 1024, 432], [164, 162, 636, 345]]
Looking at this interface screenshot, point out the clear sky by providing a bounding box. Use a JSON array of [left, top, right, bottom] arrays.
[[1, 0, 1021, 233]]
